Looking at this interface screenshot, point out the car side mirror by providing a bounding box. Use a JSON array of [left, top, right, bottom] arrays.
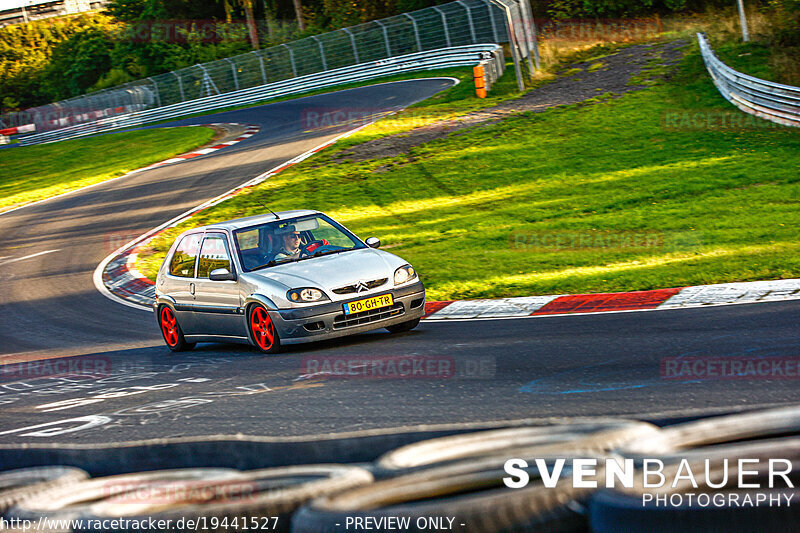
[[209, 268, 236, 281], [366, 237, 381, 249]]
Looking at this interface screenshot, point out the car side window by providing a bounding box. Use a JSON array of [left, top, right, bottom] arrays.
[[169, 233, 201, 277], [197, 233, 232, 278]]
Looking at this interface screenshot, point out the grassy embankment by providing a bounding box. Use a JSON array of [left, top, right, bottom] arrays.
[[136, 28, 800, 300], [0, 127, 215, 212], [0, 53, 536, 215], [0, 14, 664, 216]]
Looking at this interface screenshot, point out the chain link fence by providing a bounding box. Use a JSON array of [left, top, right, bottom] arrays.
[[3, 0, 536, 134]]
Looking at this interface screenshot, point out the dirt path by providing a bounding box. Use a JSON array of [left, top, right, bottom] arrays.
[[337, 39, 688, 162]]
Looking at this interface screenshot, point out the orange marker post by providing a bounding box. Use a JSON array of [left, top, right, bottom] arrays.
[[473, 65, 487, 98]]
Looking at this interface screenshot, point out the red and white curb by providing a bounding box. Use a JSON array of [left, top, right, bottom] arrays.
[[0, 123, 259, 218], [91, 116, 800, 317], [94, 122, 378, 311], [0, 123, 35, 136], [134, 123, 260, 172], [422, 279, 800, 320]]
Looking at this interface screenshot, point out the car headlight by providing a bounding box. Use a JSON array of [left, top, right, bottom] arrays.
[[287, 288, 329, 302], [394, 265, 417, 285]]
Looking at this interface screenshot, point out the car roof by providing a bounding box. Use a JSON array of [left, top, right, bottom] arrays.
[[189, 210, 322, 233]]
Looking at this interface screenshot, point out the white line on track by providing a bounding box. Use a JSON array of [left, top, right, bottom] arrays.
[[0, 124, 252, 218], [92, 121, 382, 312], [0, 249, 60, 266], [91, 78, 459, 311]]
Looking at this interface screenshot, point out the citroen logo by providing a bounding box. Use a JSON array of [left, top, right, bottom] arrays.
[[355, 281, 369, 292]]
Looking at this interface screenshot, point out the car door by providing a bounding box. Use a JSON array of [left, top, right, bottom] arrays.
[[161, 232, 203, 334], [191, 232, 246, 338]]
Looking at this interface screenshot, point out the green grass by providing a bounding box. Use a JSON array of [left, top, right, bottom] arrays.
[[137, 38, 800, 300], [0, 126, 215, 212], [0, 59, 529, 215]]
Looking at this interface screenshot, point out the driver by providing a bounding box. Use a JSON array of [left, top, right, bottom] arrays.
[[274, 225, 302, 260]]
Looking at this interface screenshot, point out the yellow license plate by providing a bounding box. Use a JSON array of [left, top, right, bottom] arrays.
[[344, 293, 394, 315]]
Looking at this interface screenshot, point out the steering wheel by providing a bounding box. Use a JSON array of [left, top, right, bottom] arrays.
[[299, 239, 330, 258]]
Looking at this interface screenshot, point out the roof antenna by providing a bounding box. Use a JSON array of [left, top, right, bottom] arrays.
[[258, 203, 280, 219]]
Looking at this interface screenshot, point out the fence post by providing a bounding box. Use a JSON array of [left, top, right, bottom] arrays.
[[485, 1, 501, 43], [253, 51, 267, 84], [490, 0, 524, 91], [432, 6, 451, 47], [456, 0, 477, 43], [530, 17, 541, 70], [737, 0, 750, 41], [342, 28, 360, 63], [281, 43, 298, 77], [225, 58, 240, 91], [374, 20, 392, 57], [518, 0, 540, 72], [311, 35, 327, 71], [173, 71, 186, 101], [403, 13, 422, 52], [108, 91, 116, 116], [197, 64, 220, 97], [147, 77, 161, 108]]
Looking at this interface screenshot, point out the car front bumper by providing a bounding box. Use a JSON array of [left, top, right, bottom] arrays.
[[269, 281, 426, 345]]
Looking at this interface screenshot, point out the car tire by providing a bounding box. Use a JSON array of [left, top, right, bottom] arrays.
[[159, 305, 195, 352], [617, 405, 800, 462], [375, 419, 660, 477], [292, 456, 593, 533], [0, 466, 89, 514], [85, 465, 373, 533], [249, 304, 281, 354], [386, 318, 420, 334], [7, 468, 241, 523], [590, 439, 800, 532]]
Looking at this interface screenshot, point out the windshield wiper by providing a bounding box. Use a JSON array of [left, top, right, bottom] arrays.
[[299, 248, 355, 261], [249, 259, 280, 271]]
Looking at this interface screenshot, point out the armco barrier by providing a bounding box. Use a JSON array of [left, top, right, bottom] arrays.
[[19, 45, 504, 146], [698, 32, 800, 127], [4, 0, 536, 136]]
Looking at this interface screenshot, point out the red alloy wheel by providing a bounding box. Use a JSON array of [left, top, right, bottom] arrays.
[[160, 306, 179, 347], [250, 305, 277, 352]]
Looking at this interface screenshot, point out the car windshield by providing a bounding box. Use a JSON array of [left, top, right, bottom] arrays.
[[233, 214, 366, 271]]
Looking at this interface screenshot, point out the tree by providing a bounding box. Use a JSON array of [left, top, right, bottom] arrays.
[[220, 0, 260, 49], [293, 0, 305, 31]]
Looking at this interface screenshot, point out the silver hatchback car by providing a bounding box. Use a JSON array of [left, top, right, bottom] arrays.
[[154, 210, 425, 353]]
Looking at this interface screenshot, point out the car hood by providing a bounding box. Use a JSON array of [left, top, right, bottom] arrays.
[[247, 248, 404, 292]]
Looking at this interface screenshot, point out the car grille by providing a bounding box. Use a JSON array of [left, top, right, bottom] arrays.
[[332, 278, 388, 295], [333, 302, 404, 329]]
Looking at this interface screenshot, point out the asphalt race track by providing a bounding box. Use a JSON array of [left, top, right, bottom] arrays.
[[1, 78, 799, 445]]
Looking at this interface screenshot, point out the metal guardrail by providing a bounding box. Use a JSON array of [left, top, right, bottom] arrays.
[[698, 32, 800, 128], [19, 45, 504, 145], [4, 0, 535, 136]]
